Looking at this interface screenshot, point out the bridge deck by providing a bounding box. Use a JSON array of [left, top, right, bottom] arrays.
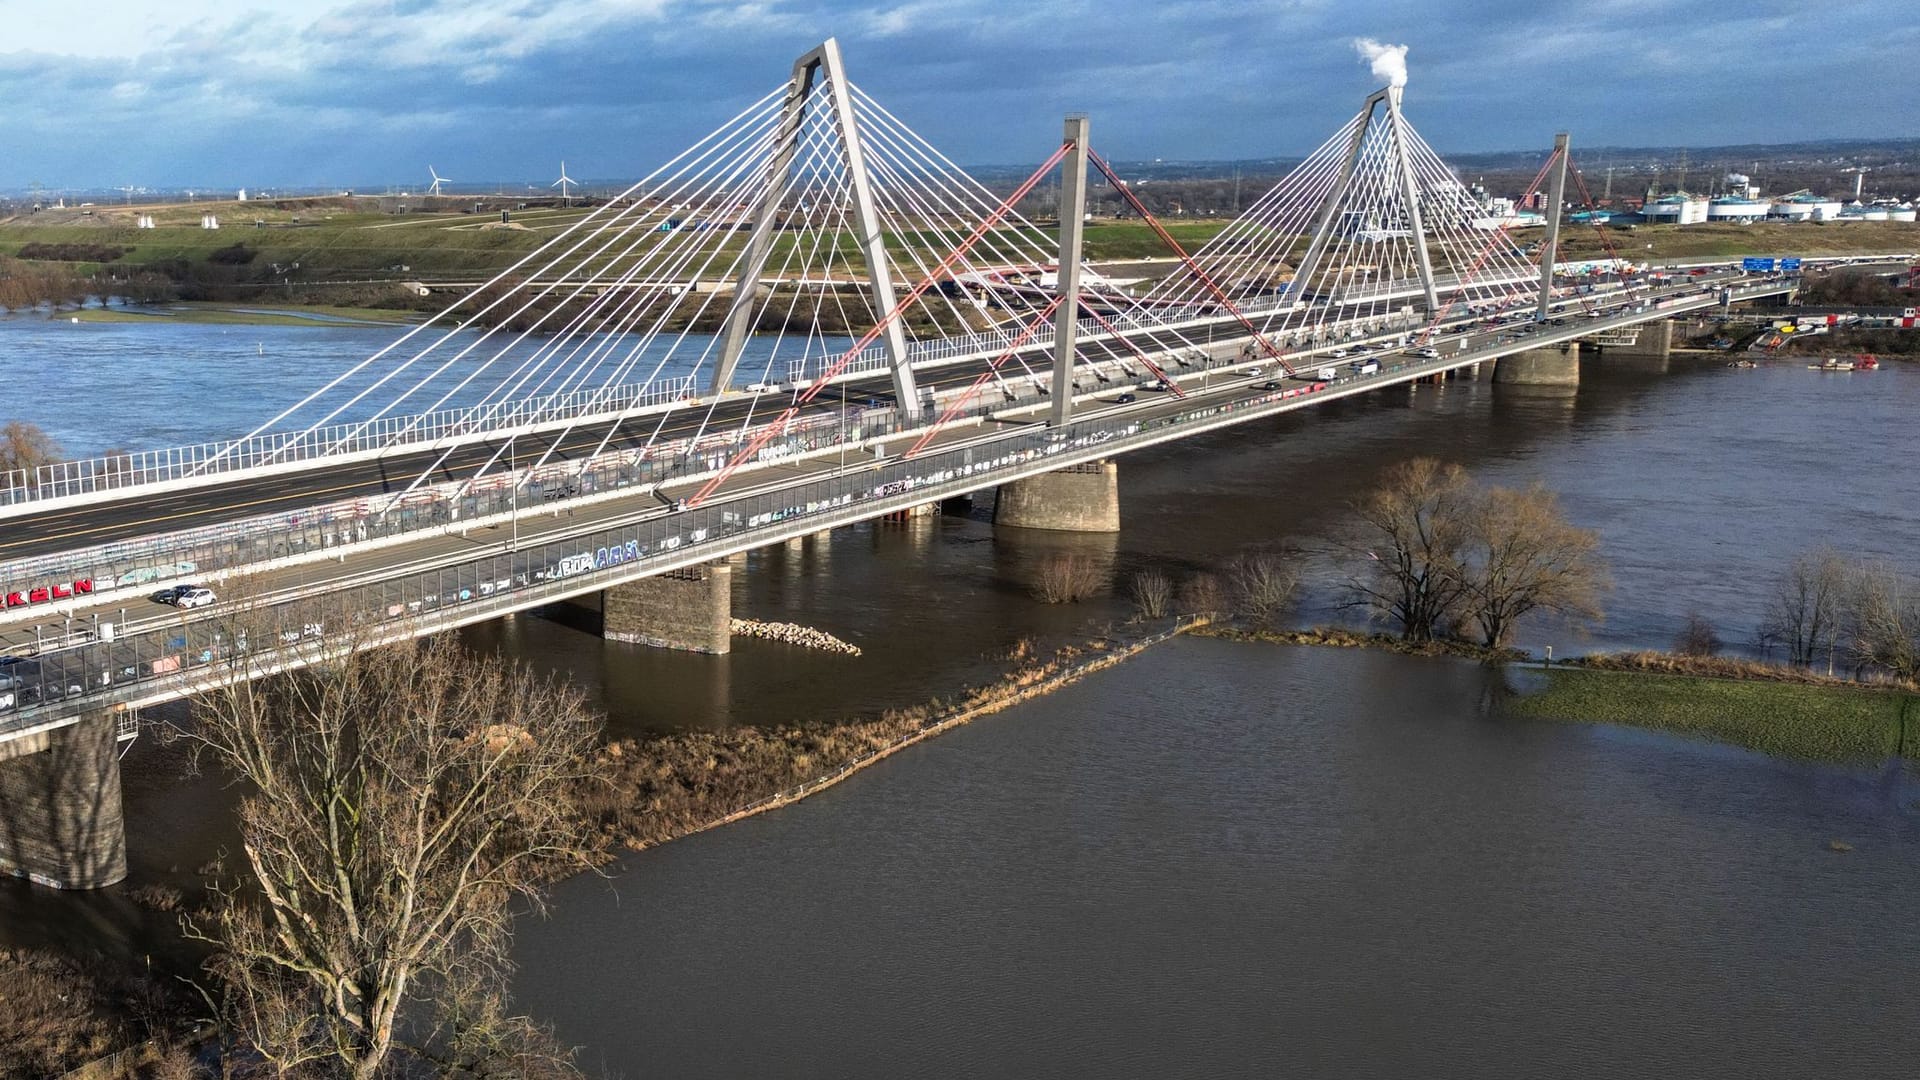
[[0, 273, 1799, 742]]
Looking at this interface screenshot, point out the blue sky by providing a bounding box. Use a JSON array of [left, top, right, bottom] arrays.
[[2, 0, 1912, 190]]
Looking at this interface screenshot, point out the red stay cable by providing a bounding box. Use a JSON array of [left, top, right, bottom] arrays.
[[1086, 149, 1296, 376], [1413, 147, 1562, 345], [686, 140, 1075, 508], [904, 295, 1063, 458]]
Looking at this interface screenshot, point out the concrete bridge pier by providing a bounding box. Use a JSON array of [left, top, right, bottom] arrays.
[[1600, 319, 1674, 373], [1493, 344, 1580, 387], [603, 561, 732, 654], [0, 712, 128, 890], [993, 460, 1120, 533]]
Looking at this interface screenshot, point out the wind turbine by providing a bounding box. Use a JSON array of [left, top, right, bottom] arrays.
[[551, 161, 578, 204], [427, 166, 450, 197]]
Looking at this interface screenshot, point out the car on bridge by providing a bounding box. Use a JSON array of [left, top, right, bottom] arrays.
[[159, 586, 218, 609]]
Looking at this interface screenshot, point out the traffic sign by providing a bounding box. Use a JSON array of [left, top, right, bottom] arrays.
[[1742, 257, 1777, 272], [1779, 257, 1802, 271]]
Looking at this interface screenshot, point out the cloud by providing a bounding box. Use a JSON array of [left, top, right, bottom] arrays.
[[0, 0, 1911, 189]]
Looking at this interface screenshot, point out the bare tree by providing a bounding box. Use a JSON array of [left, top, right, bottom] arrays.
[[175, 619, 604, 1080], [1129, 569, 1173, 620], [1758, 547, 1848, 667], [1845, 561, 1920, 682], [1227, 551, 1299, 628], [1455, 484, 1608, 649], [1673, 612, 1722, 657], [1178, 571, 1226, 616], [0, 420, 61, 475], [1345, 458, 1474, 642], [1032, 554, 1105, 604]]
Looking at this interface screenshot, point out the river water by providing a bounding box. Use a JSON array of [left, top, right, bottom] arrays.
[[3, 318, 1918, 1073], [513, 638, 1920, 1078]]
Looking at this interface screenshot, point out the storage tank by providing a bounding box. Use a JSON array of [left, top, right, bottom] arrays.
[[1708, 197, 1771, 221]]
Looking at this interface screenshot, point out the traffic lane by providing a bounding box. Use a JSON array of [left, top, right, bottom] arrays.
[[0, 325, 1200, 561], [0, 279, 1728, 563], [1, 367, 1244, 657], [0, 382, 889, 562]]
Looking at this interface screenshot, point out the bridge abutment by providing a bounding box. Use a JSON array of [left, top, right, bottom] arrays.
[[0, 713, 128, 890], [993, 461, 1120, 533], [603, 562, 733, 654], [1493, 344, 1580, 387]]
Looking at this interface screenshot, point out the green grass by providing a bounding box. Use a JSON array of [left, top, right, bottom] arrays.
[[69, 303, 415, 326], [1557, 219, 1920, 260], [1505, 667, 1916, 763]]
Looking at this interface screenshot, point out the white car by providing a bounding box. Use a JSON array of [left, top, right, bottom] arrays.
[[175, 587, 217, 609]]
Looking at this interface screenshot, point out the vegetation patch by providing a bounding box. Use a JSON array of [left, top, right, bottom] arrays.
[[579, 623, 1201, 853], [204, 242, 258, 265], [0, 947, 197, 1079], [1502, 666, 1915, 763], [1195, 623, 1525, 662], [16, 241, 126, 262]]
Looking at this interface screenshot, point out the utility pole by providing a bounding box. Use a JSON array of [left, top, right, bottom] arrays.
[[1050, 115, 1089, 429], [1537, 132, 1570, 322]]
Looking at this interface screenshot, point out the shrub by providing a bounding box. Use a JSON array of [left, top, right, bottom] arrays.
[[1129, 569, 1173, 619], [1033, 554, 1104, 604], [1673, 612, 1722, 657]]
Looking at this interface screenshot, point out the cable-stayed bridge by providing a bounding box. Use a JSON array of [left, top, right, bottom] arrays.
[[0, 40, 1814, 887]]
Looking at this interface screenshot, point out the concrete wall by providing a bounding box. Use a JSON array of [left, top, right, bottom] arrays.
[[1492, 344, 1580, 386], [993, 461, 1120, 533], [0, 712, 127, 889], [603, 561, 732, 653]]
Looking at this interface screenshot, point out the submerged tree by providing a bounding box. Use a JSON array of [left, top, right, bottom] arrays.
[[1346, 458, 1474, 641], [1845, 561, 1920, 682], [1758, 548, 1849, 667], [1454, 483, 1607, 649], [177, 620, 605, 1079]]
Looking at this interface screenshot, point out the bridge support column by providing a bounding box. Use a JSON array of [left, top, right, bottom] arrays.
[[1493, 344, 1580, 387], [880, 501, 939, 523], [603, 562, 732, 654], [1606, 319, 1673, 362], [0, 713, 127, 890], [994, 461, 1119, 533]]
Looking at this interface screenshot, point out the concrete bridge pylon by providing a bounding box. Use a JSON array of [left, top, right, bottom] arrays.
[[0, 712, 127, 889]]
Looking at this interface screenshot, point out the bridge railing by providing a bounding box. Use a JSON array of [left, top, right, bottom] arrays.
[[0, 374, 1331, 732], [0, 277, 1800, 731], [0, 376, 700, 510], [0, 379, 1050, 604], [1, 275, 1788, 606]]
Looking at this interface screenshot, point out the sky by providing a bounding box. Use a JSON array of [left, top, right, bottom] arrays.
[[1, 0, 1914, 191]]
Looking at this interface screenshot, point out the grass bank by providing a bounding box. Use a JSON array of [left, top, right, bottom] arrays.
[[1503, 665, 1917, 763], [576, 618, 1205, 854], [66, 302, 416, 326]]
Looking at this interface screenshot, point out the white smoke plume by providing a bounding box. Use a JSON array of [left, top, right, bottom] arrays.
[[1353, 38, 1409, 88]]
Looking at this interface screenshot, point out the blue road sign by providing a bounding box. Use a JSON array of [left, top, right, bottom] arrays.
[[1779, 257, 1802, 271], [1742, 257, 1777, 272]]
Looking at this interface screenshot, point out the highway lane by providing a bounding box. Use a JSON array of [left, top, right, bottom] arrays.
[[0, 315, 1261, 562], [0, 272, 1751, 566], [0, 273, 1785, 701]]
